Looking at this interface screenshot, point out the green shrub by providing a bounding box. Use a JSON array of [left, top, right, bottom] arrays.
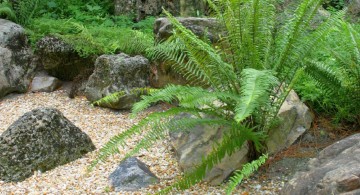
[[90, 0, 345, 193]]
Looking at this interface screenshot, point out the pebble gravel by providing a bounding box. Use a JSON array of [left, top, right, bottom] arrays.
[[0, 90, 284, 194]]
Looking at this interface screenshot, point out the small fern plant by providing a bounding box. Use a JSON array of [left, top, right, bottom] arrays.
[[90, 0, 344, 193]]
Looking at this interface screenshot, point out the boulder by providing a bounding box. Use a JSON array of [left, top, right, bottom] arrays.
[[266, 90, 313, 154], [36, 36, 95, 81], [149, 62, 188, 88], [154, 17, 223, 43], [0, 108, 96, 182], [114, 0, 206, 21], [281, 133, 360, 195], [30, 75, 62, 92], [169, 113, 249, 185], [151, 17, 224, 88], [85, 53, 150, 103], [109, 157, 159, 191], [347, 0, 360, 21], [0, 19, 35, 98]]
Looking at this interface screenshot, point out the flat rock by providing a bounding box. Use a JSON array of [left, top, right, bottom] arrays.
[[109, 157, 159, 191], [0, 107, 96, 182], [281, 133, 360, 195], [31, 75, 62, 92]]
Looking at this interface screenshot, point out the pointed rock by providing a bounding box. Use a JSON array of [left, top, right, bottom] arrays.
[[109, 157, 159, 191], [0, 108, 95, 182]]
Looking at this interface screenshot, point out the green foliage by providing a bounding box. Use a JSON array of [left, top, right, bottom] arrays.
[[323, 0, 344, 12], [296, 21, 360, 124], [1, 0, 154, 57], [91, 0, 347, 193], [226, 154, 268, 194], [0, 1, 16, 21], [25, 16, 154, 57], [91, 87, 157, 108]]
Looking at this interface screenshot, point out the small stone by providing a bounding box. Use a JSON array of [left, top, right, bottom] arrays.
[[109, 157, 159, 191], [31, 76, 62, 92]]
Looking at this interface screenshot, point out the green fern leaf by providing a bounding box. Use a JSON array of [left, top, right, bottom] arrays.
[[235, 69, 277, 122], [225, 154, 268, 194]]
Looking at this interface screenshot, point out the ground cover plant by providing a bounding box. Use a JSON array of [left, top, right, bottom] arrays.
[[0, 0, 155, 57], [90, 0, 349, 194]]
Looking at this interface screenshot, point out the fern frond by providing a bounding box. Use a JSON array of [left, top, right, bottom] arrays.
[[162, 9, 238, 93], [147, 39, 213, 86], [225, 154, 268, 194], [274, 0, 322, 73], [88, 107, 201, 171], [125, 117, 232, 158], [235, 68, 277, 122], [92, 87, 157, 109], [303, 60, 342, 94]]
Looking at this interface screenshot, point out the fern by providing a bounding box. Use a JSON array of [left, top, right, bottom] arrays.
[[225, 154, 268, 194], [234, 69, 277, 122], [91, 0, 350, 193]]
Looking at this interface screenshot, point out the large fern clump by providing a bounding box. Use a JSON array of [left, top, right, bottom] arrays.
[[91, 0, 345, 193]]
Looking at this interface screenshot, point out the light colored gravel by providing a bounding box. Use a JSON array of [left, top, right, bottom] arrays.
[[0, 90, 282, 194]]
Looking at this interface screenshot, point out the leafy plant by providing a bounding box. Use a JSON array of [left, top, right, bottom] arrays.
[[295, 21, 360, 124], [26, 17, 154, 57], [90, 0, 344, 193]]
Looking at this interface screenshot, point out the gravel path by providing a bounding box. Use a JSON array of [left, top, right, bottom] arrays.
[[0, 90, 283, 194]]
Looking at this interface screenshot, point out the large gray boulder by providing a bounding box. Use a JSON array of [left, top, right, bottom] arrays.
[[36, 36, 95, 81], [169, 114, 249, 185], [0, 19, 35, 98], [85, 53, 150, 104], [281, 133, 360, 195], [0, 108, 96, 182], [266, 90, 313, 154], [109, 157, 159, 191]]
